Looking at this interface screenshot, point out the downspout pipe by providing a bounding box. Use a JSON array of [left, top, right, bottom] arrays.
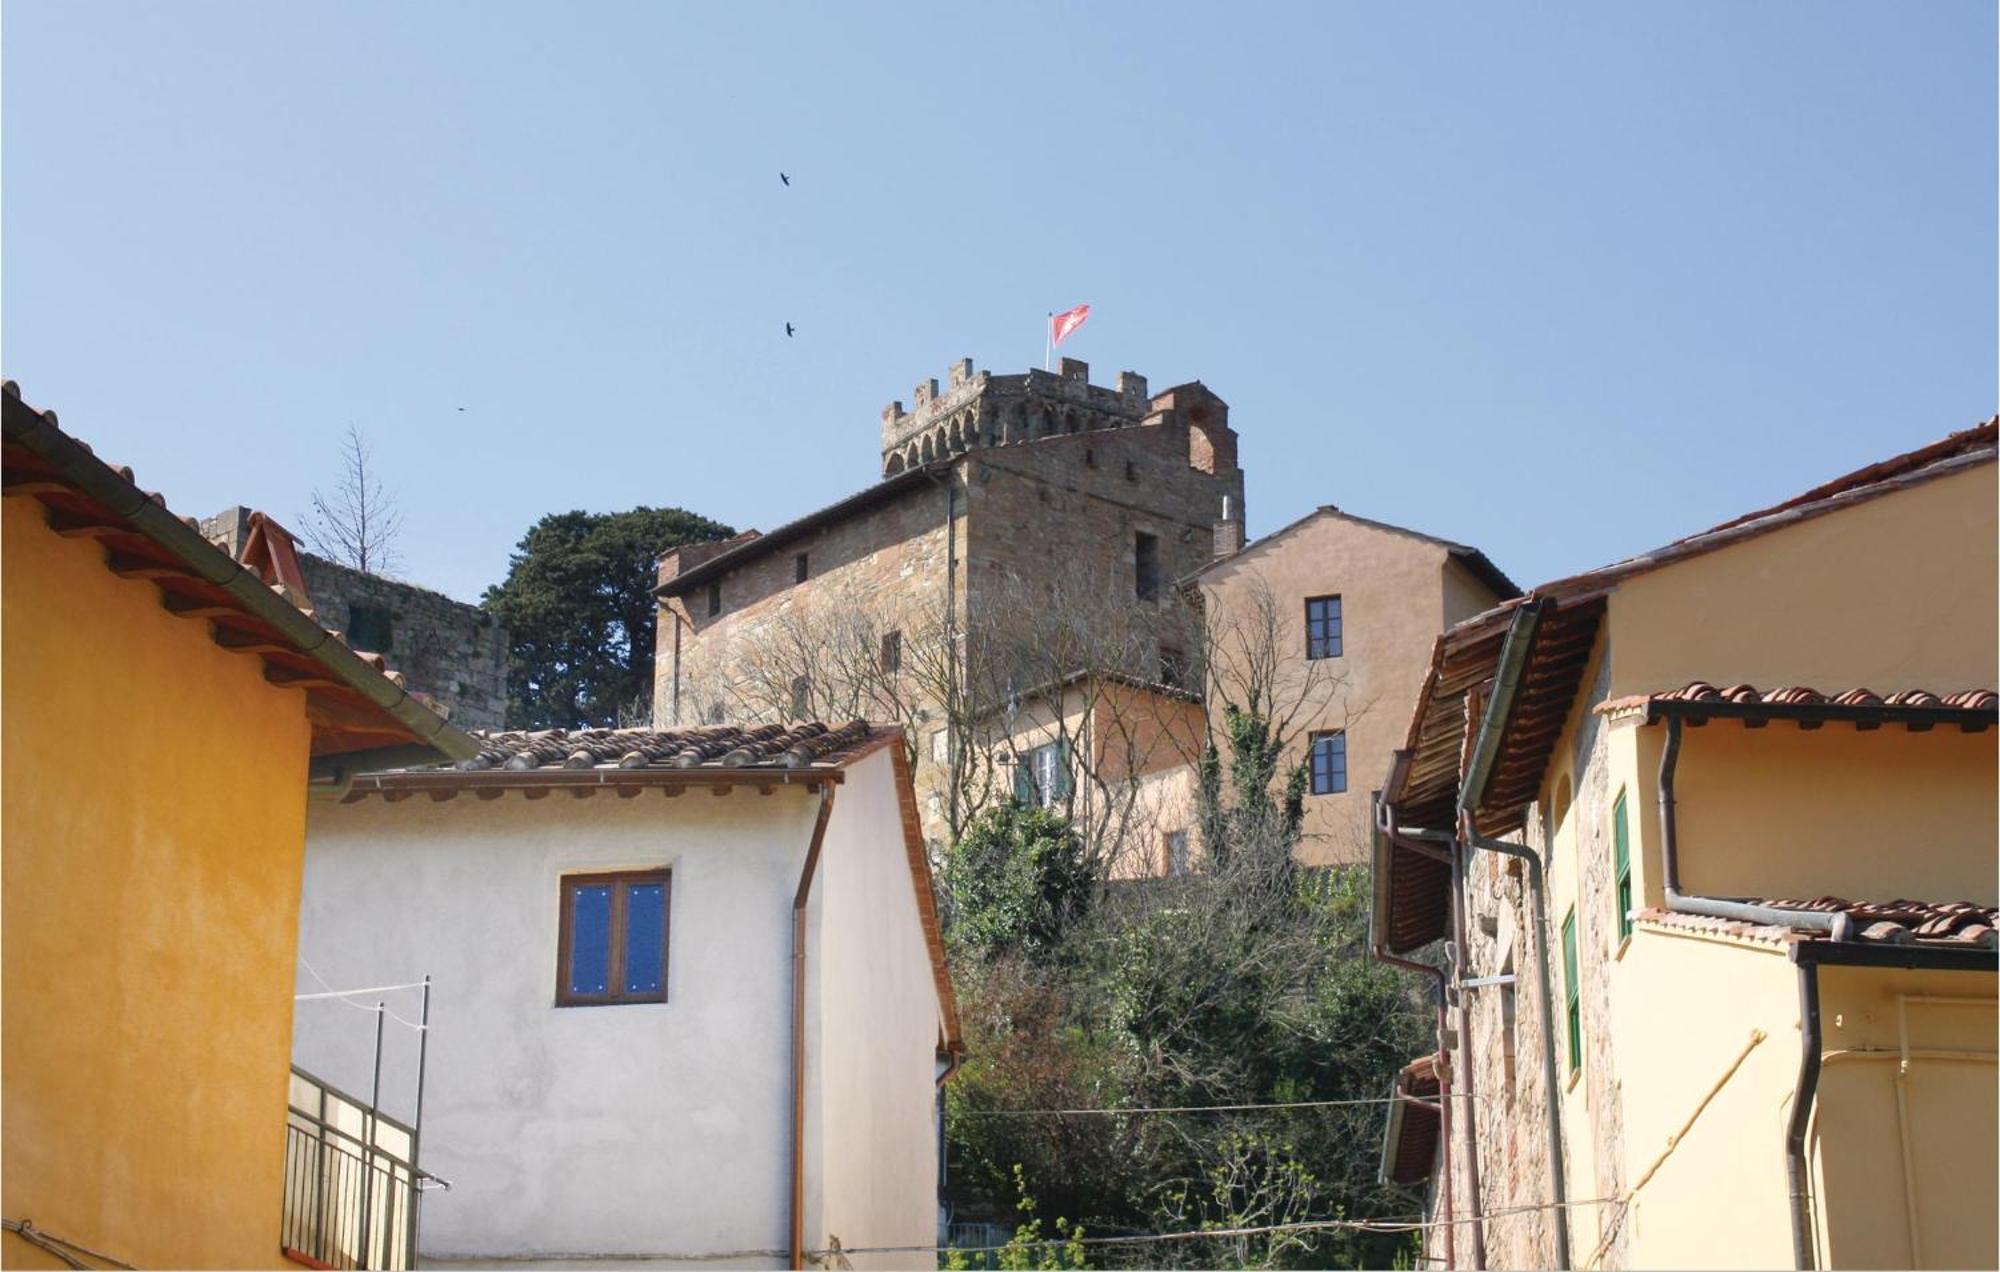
[[1457, 817, 1572, 1272], [1376, 803, 1486, 1268], [1656, 715, 1855, 939], [1375, 944, 1455, 1271], [1785, 948, 1824, 1271], [790, 786, 839, 1271]]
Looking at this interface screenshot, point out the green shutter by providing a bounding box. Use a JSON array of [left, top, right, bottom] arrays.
[[1014, 754, 1033, 805], [1612, 790, 1633, 942], [1055, 737, 1072, 799], [1562, 911, 1582, 1073]]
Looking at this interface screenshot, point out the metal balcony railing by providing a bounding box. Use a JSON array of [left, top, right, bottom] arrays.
[[281, 1067, 436, 1270]]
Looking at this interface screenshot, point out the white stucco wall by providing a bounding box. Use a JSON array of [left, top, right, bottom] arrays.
[[810, 748, 946, 1270], [296, 784, 824, 1265]]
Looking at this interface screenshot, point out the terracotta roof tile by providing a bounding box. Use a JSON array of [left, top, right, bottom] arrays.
[[1594, 682, 1997, 729], [457, 719, 880, 774], [1636, 898, 1997, 950]]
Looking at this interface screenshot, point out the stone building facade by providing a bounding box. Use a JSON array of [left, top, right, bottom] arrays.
[[653, 358, 1245, 845], [203, 507, 509, 729]]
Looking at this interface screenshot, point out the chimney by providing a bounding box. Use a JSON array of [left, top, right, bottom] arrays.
[[1213, 495, 1244, 560]]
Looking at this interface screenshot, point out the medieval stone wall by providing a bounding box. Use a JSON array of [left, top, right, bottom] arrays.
[[656, 364, 1243, 848], [295, 554, 509, 730], [200, 507, 509, 729]]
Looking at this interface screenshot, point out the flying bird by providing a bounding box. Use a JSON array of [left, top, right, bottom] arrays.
[[785, 323, 796, 337], [779, 172, 790, 186], [456, 406, 466, 412]]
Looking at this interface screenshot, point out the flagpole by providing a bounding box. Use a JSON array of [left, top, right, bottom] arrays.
[[1044, 312, 1052, 372]]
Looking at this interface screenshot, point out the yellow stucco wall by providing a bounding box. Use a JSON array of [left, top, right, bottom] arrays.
[[1609, 928, 1802, 1271], [1812, 969, 1996, 1270], [1607, 463, 1998, 697], [3, 497, 311, 1268]]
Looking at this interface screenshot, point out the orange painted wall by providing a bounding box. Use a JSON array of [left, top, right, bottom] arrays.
[[3, 497, 311, 1268]]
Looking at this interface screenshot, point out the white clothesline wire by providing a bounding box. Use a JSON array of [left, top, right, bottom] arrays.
[[297, 953, 427, 1031]]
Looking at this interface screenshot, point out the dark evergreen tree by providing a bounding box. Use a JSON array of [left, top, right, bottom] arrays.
[[482, 507, 733, 729]]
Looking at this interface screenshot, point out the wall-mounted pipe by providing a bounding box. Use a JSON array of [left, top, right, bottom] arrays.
[[1376, 800, 1487, 1269], [1447, 836, 1490, 1271], [790, 787, 838, 1271], [1656, 716, 1853, 940], [1457, 816, 1572, 1272], [1785, 949, 1823, 1271], [1374, 944, 1455, 1271]]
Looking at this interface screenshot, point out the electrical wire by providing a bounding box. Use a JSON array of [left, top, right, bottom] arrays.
[[297, 954, 427, 1031]]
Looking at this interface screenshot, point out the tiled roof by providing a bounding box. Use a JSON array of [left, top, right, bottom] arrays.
[[2, 380, 475, 776], [1388, 417, 1996, 834], [1637, 899, 1998, 950], [1381, 1052, 1444, 1185], [1597, 682, 1998, 729], [456, 720, 881, 772], [1179, 504, 1519, 599]]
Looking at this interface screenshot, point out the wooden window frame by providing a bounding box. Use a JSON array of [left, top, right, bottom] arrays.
[[794, 552, 810, 584], [1305, 594, 1343, 660], [556, 869, 671, 1007], [706, 581, 722, 618], [880, 629, 902, 675], [1308, 729, 1348, 795]]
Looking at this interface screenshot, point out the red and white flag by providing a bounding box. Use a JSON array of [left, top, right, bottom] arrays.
[[1050, 303, 1091, 348]]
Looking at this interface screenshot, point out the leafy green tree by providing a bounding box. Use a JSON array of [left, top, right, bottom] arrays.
[[942, 708, 1431, 1270], [482, 507, 733, 729], [945, 803, 1095, 965]]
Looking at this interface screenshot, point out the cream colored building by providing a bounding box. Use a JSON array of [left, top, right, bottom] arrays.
[[974, 671, 1207, 878], [295, 722, 961, 1270], [1374, 420, 1997, 1270], [1185, 507, 1515, 866]]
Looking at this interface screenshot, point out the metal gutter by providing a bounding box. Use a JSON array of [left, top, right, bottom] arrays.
[[1457, 600, 1548, 817], [789, 786, 838, 1270], [1656, 716, 1853, 940], [3, 387, 477, 775]]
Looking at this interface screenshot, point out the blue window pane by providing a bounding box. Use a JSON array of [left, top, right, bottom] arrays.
[[624, 884, 666, 995], [569, 886, 612, 995]]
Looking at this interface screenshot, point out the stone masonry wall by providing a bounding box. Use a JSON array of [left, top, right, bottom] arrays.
[[657, 365, 1243, 850], [1441, 640, 1627, 1269], [296, 554, 509, 729], [200, 508, 509, 729]]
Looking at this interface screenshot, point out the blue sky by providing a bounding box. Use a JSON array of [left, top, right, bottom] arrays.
[[5, 3, 1993, 603]]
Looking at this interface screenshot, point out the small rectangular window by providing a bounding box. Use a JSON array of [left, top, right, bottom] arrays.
[[1309, 730, 1347, 795], [1135, 533, 1161, 602], [1305, 595, 1343, 660], [1562, 910, 1582, 1073], [557, 870, 670, 1006], [880, 630, 902, 674], [1014, 739, 1070, 808], [795, 553, 809, 584], [790, 675, 811, 719], [1612, 790, 1633, 943], [1165, 830, 1190, 876], [706, 581, 722, 617], [1158, 645, 1186, 690], [348, 604, 394, 654]]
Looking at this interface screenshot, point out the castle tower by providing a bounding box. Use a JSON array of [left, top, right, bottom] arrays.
[[879, 356, 1158, 476]]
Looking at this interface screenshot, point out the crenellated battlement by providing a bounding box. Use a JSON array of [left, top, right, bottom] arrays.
[[879, 357, 1158, 475]]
